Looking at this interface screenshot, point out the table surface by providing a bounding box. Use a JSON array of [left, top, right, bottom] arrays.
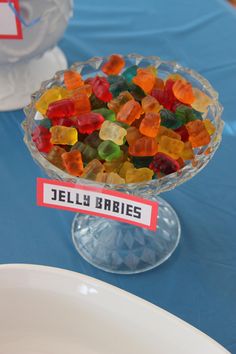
[[0, 0, 236, 352]]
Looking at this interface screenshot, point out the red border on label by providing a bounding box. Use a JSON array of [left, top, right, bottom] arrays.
[[37, 178, 158, 231], [0, 0, 23, 39]]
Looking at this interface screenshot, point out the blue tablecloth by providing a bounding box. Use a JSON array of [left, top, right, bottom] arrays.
[[0, 0, 236, 351]]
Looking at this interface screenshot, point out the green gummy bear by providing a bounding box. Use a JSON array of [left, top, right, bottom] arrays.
[[175, 105, 203, 124], [108, 75, 129, 97], [122, 65, 138, 83], [84, 131, 102, 149], [93, 108, 116, 122], [71, 141, 98, 163], [98, 141, 122, 162], [38, 118, 52, 129], [127, 83, 146, 101], [160, 109, 183, 129]]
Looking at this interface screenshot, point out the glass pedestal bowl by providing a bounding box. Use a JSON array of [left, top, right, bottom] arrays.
[[23, 54, 224, 274]]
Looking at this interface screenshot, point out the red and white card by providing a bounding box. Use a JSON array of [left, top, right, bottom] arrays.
[[0, 0, 23, 39], [37, 178, 158, 231]]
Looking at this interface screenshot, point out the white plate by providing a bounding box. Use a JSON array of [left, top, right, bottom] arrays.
[[0, 264, 229, 354]]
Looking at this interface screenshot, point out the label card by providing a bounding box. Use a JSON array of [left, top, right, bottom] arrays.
[[37, 178, 158, 231], [0, 0, 23, 39]]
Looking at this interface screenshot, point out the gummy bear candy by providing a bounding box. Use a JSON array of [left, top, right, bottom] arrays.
[[172, 80, 195, 105], [71, 141, 98, 163], [108, 76, 129, 97], [51, 117, 76, 127], [141, 95, 162, 113], [76, 112, 105, 134], [156, 126, 181, 143], [102, 54, 125, 75], [174, 125, 189, 142], [39, 118, 52, 129], [91, 76, 112, 102], [96, 172, 125, 184], [127, 83, 146, 101], [149, 152, 180, 175], [175, 104, 202, 124], [70, 84, 92, 97], [133, 68, 156, 93], [64, 71, 84, 91], [186, 120, 211, 147], [125, 167, 154, 183], [179, 141, 194, 160], [151, 79, 176, 110], [139, 112, 161, 137], [90, 94, 107, 109], [158, 135, 184, 159], [160, 109, 182, 129], [32, 126, 52, 153], [122, 65, 138, 83], [46, 146, 66, 170], [203, 119, 216, 136], [46, 99, 75, 119], [153, 77, 164, 90], [93, 108, 116, 121], [50, 126, 78, 145], [119, 161, 135, 179], [81, 159, 105, 180], [129, 136, 158, 156], [98, 141, 122, 161], [99, 120, 127, 145], [117, 100, 142, 125], [126, 126, 143, 145], [191, 88, 212, 113], [84, 131, 102, 149], [62, 150, 83, 176], [103, 154, 125, 173], [73, 93, 91, 115], [108, 91, 134, 113], [35, 87, 68, 115]]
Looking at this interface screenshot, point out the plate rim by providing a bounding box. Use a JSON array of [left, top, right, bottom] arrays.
[[0, 263, 230, 354]]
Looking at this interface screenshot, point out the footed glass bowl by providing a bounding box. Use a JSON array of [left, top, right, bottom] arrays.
[[23, 54, 224, 274]]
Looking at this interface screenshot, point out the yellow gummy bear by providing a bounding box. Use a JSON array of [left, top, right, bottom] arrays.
[[35, 87, 69, 115], [119, 161, 135, 179], [156, 126, 181, 143], [191, 88, 212, 113], [96, 172, 125, 184], [158, 135, 184, 159], [203, 119, 216, 136], [180, 142, 194, 160], [125, 167, 154, 183], [50, 126, 78, 145]]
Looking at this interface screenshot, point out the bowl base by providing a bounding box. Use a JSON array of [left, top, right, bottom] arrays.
[[72, 196, 181, 274], [0, 46, 67, 112]]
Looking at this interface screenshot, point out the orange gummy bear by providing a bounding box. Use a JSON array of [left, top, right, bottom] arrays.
[[139, 112, 161, 138], [102, 54, 125, 75], [117, 100, 142, 125], [133, 68, 156, 93], [141, 95, 162, 113], [64, 71, 84, 91], [72, 93, 91, 115], [172, 80, 195, 105], [126, 126, 143, 145], [186, 120, 211, 148], [129, 136, 158, 156], [62, 150, 84, 176]]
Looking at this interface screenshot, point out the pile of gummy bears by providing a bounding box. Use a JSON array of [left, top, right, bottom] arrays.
[[32, 54, 216, 184]]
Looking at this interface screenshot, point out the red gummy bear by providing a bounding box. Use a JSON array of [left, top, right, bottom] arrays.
[[149, 152, 180, 175], [151, 79, 177, 111], [91, 76, 113, 102], [51, 117, 76, 127], [76, 112, 105, 134], [32, 126, 52, 153], [174, 125, 189, 142], [46, 99, 76, 119]]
